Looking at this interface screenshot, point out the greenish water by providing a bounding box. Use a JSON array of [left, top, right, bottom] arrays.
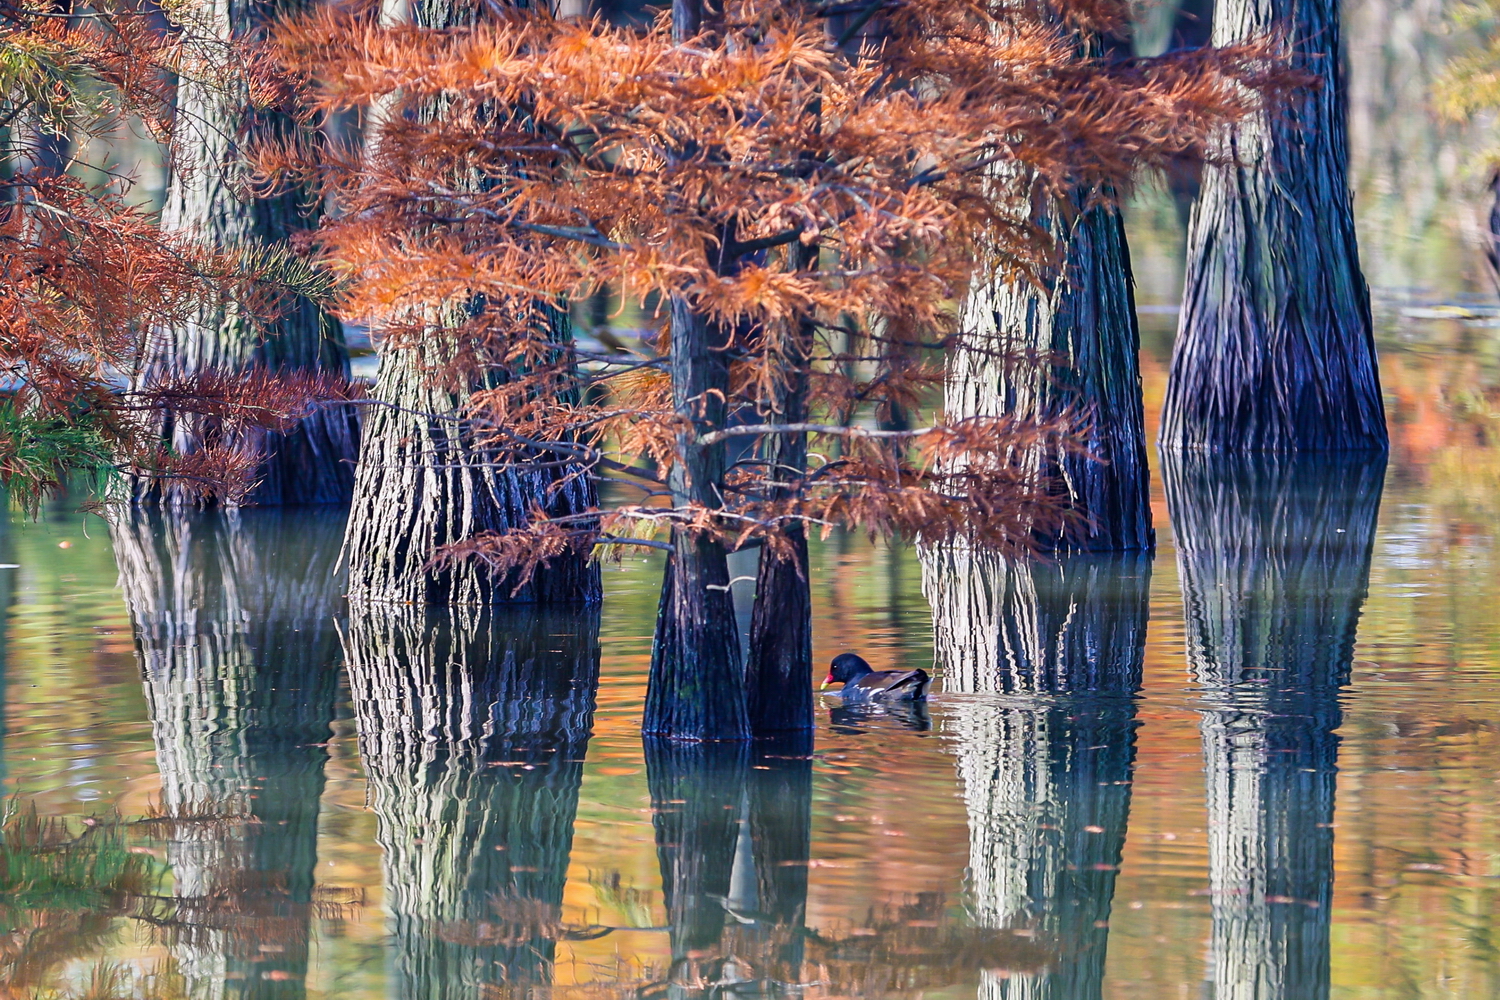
[[0, 324, 1497, 999], [10, 6, 1500, 983]]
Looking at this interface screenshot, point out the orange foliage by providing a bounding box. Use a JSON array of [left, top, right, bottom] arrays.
[[260, 0, 1276, 578], [0, 4, 355, 506]]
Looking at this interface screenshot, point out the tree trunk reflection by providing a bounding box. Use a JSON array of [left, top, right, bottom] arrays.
[[115, 509, 345, 999], [643, 735, 813, 999], [923, 547, 1149, 1000], [1165, 453, 1384, 1000], [344, 605, 600, 999]]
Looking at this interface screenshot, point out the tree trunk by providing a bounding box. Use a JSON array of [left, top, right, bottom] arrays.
[[745, 260, 815, 733], [341, 0, 600, 606], [114, 508, 344, 998], [1163, 452, 1384, 1000], [343, 603, 600, 998], [343, 329, 601, 606], [922, 548, 1148, 999], [134, 0, 359, 507], [644, 296, 747, 740], [954, 192, 1154, 553], [1159, 0, 1387, 454]]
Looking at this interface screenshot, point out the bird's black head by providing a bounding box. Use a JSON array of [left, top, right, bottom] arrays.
[[825, 653, 874, 687]]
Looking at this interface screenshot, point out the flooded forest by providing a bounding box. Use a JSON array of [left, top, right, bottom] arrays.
[[1, 0, 1500, 996]]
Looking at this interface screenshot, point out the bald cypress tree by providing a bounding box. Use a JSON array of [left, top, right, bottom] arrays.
[[135, 0, 359, 506], [954, 194, 1153, 554], [1159, 0, 1388, 454]]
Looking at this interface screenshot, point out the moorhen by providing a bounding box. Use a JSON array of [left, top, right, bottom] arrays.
[[820, 653, 929, 703]]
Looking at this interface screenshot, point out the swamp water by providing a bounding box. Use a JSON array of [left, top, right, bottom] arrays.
[[10, 16, 1500, 980], [0, 329, 1497, 1000]]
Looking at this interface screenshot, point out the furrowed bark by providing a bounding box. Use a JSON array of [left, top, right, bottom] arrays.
[[344, 603, 600, 996], [954, 190, 1154, 554], [922, 548, 1147, 998], [644, 296, 748, 740], [746, 262, 815, 735], [1160, 0, 1388, 454], [1164, 452, 1383, 1000], [342, 0, 600, 606], [133, 0, 359, 506], [113, 509, 344, 997], [343, 319, 600, 606]]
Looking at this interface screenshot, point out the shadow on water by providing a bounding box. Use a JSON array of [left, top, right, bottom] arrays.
[[113, 508, 351, 999], [1163, 451, 1385, 1000], [343, 603, 600, 998], [922, 546, 1149, 1000]]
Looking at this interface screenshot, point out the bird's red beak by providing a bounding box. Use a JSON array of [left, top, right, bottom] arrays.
[[820, 673, 833, 690]]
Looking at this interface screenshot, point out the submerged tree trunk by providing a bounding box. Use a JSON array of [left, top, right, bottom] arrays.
[[134, 0, 359, 507], [342, 330, 601, 606], [954, 192, 1153, 553], [1159, 0, 1387, 453], [1164, 452, 1384, 1000], [922, 548, 1148, 999], [644, 295, 747, 740], [344, 603, 599, 998], [342, 0, 600, 606], [642, 0, 748, 740], [746, 262, 815, 733], [114, 509, 345, 997]]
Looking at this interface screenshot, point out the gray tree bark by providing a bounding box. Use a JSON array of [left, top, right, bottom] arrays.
[[642, 295, 746, 739], [1159, 0, 1388, 454], [134, 0, 359, 507], [953, 193, 1153, 554], [1164, 452, 1384, 1000], [341, 0, 600, 606], [922, 548, 1148, 1000], [745, 281, 814, 734], [343, 603, 599, 999], [114, 508, 344, 999]]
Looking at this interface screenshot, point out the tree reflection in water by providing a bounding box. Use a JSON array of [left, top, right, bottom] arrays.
[[923, 546, 1149, 1000], [643, 736, 814, 997], [114, 509, 350, 999], [344, 604, 600, 999], [1165, 453, 1384, 1000]]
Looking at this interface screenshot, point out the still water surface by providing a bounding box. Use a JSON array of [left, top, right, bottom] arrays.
[[1, 326, 1498, 999]]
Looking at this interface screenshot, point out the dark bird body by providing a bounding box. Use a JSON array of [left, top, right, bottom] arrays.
[[821, 653, 929, 703]]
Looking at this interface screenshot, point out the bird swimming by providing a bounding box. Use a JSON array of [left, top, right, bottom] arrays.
[[820, 653, 929, 703]]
